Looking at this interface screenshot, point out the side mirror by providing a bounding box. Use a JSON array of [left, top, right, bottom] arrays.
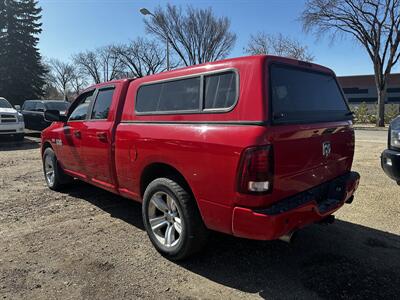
[[14, 105, 21, 111], [44, 110, 67, 122]]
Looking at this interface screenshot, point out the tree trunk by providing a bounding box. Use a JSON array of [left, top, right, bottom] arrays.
[[376, 88, 387, 127], [63, 88, 68, 101]]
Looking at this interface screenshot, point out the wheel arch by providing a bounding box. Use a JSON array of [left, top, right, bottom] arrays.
[[140, 162, 195, 201], [41, 141, 53, 156]]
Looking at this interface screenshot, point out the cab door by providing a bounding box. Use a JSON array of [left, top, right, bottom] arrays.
[[21, 101, 36, 130], [58, 90, 95, 177], [81, 86, 116, 187], [33, 102, 46, 130]]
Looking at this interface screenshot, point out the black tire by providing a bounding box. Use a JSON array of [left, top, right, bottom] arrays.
[[14, 133, 24, 141], [142, 178, 209, 261], [42, 147, 73, 191]]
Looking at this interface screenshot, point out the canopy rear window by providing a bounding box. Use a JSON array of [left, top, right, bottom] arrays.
[[270, 64, 350, 124]]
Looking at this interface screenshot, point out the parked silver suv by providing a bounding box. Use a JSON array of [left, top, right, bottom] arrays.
[[0, 97, 25, 140]]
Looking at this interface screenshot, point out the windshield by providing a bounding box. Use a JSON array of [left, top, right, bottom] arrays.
[[45, 101, 69, 111], [0, 98, 13, 109], [270, 64, 350, 124]]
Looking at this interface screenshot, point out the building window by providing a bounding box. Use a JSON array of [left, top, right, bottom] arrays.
[[342, 87, 368, 94], [387, 88, 400, 93], [388, 97, 400, 103], [347, 97, 377, 103]]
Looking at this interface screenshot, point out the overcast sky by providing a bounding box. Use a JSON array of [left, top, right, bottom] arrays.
[[38, 0, 395, 76]]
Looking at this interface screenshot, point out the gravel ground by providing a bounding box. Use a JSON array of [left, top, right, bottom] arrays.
[[0, 130, 399, 300]]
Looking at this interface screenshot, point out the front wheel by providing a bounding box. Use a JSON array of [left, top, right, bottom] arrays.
[[142, 178, 208, 261], [42, 147, 73, 191]]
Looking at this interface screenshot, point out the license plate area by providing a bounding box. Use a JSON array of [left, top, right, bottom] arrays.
[[256, 173, 351, 216]]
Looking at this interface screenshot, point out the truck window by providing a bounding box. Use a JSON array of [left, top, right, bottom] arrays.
[[23, 101, 35, 111], [0, 98, 12, 108], [68, 91, 94, 121], [91, 88, 114, 120], [270, 64, 350, 124], [204, 72, 237, 109], [136, 77, 200, 113], [35, 102, 45, 112], [45, 102, 69, 111]]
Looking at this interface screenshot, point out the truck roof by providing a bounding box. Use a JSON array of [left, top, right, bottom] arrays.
[[25, 99, 69, 102], [83, 55, 335, 92]]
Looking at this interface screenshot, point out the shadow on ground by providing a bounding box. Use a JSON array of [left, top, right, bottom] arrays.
[[0, 135, 40, 151], [60, 181, 144, 230], [24, 131, 41, 138], [61, 181, 400, 299]]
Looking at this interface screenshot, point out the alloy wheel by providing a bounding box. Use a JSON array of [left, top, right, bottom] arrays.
[[147, 191, 183, 248], [44, 155, 55, 186]]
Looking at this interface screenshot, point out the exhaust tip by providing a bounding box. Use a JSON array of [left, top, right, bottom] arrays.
[[345, 195, 354, 204], [278, 231, 297, 243]]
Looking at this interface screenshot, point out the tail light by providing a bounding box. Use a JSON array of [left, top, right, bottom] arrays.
[[237, 145, 273, 194]]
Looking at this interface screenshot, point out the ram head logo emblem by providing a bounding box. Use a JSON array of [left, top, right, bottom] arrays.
[[322, 141, 331, 157]]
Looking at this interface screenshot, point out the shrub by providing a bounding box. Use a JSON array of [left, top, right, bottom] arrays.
[[368, 113, 377, 124], [353, 102, 369, 123], [385, 104, 399, 124], [352, 102, 399, 125]]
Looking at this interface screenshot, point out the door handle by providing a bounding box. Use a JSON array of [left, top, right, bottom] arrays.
[[74, 130, 81, 139], [96, 131, 107, 142]]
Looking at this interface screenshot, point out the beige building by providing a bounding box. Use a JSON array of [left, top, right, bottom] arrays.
[[337, 73, 400, 112]]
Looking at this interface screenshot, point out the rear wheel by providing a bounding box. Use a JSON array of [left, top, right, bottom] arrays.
[[142, 178, 208, 261], [42, 147, 73, 190]]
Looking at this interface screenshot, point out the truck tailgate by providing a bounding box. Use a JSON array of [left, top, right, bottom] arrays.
[[270, 122, 354, 199]]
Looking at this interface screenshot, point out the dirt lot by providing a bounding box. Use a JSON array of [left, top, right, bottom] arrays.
[[0, 130, 399, 300]]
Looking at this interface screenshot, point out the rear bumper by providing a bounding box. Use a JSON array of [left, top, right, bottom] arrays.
[[232, 171, 360, 240], [381, 149, 400, 182]]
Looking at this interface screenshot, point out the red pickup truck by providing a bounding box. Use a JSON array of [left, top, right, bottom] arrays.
[[41, 55, 360, 260]]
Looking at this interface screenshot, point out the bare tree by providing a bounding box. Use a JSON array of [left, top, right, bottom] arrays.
[[113, 38, 167, 78], [144, 4, 236, 66], [73, 45, 124, 84], [42, 82, 64, 100], [42, 60, 63, 100], [301, 0, 400, 127], [73, 51, 101, 84], [47, 58, 74, 100], [70, 67, 87, 97], [99, 45, 125, 82], [244, 32, 315, 61]]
